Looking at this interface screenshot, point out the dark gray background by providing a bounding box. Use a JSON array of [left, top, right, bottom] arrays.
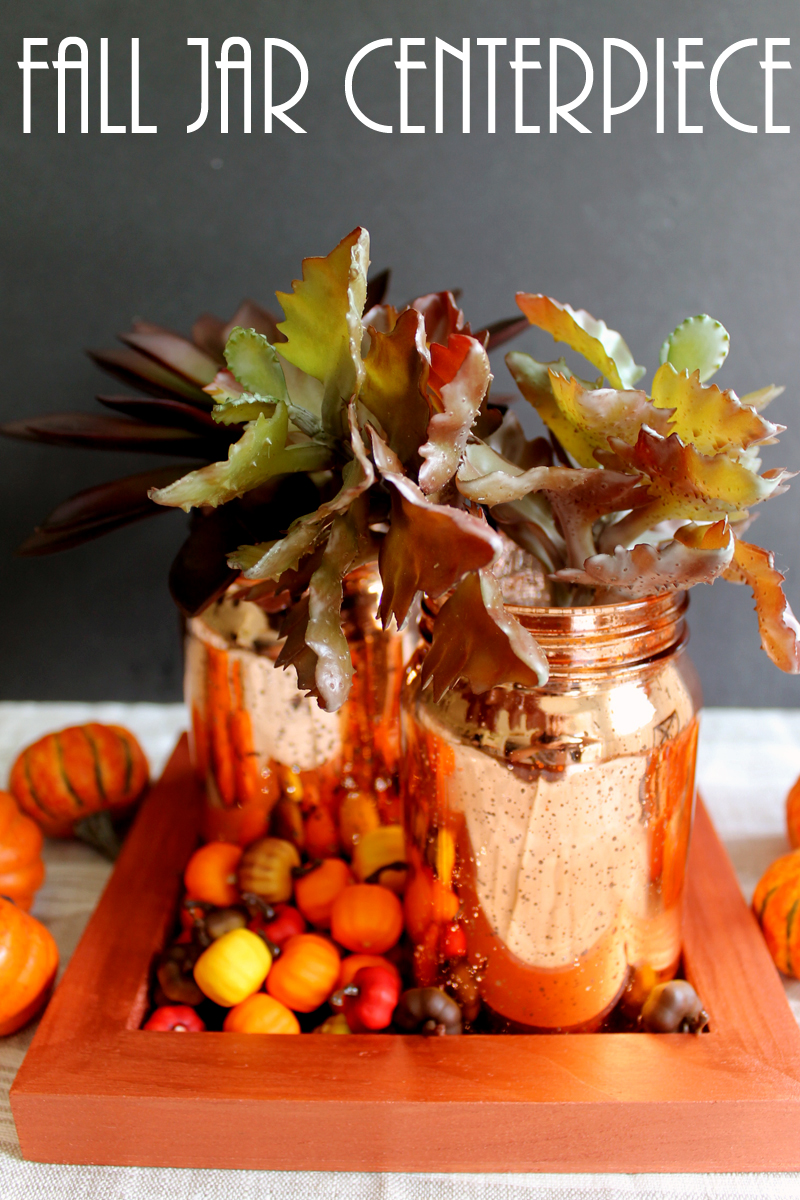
[[1, 0, 799, 705]]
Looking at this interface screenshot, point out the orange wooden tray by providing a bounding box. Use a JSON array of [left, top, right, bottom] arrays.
[[11, 734, 800, 1173]]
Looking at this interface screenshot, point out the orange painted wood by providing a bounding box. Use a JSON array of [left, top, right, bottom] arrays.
[[11, 735, 800, 1172]]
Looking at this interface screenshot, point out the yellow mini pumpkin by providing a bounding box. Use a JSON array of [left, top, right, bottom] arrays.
[[193, 927, 272, 1006], [753, 850, 800, 977]]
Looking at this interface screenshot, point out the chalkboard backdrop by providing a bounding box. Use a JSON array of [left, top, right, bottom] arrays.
[[2, 0, 799, 706]]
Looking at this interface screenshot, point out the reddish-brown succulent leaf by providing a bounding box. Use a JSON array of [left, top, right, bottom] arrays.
[[365, 267, 391, 311], [651, 363, 781, 455], [88, 346, 213, 407], [204, 369, 245, 404], [169, 507, 242, 617], [409, 291, 469, 345], [15, 464, 189, 556], [222, 299, 283, 346], [190, 312, 229, 362], [723, 539, 800, 674], [377, 468, 502, 630], [304, 514, 359, 711], [361, 307, 430, 467], [489, 410, 552, 470], [421, 570, 549, 701], [596, 427, 793, 545], [275, 596, 320, 696], [120, 324, 220, 387], [555, 519, 735, 598], [96, 394, 233, 438], [418, 335, 491, 494], [476, 315, 530, 353], [1, 412, 213, 456]]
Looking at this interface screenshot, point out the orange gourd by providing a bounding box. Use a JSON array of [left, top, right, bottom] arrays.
[[294, 858, 351, 928], [0, 790, 45, 910], [0, 896, 59, 1036], [9, 723, 149, 838], [223, 992, 300, 1034], [753, 850, 800, 977], [267, 933, 340, 1012], [331, 883, 404, 954], [787, 777, 800, 850], [184, 842, 243, 907]]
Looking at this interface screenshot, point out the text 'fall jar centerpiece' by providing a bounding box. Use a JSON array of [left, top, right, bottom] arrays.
[[5, 227, 799, 1035]]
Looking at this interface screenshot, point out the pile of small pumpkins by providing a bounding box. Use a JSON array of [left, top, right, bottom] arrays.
[[1, 722, 150, 1037], [145, 817, 464, 1037]]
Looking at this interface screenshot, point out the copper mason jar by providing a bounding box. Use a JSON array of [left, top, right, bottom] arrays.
[[401, 591, 701, 1032], [185, 565, 411, 848]]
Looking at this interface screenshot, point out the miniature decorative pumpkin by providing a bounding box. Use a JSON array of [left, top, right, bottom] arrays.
[[342, 965, 401, 1032], [248, 902, 306, 948], [238, 837, 300, 904], [331, 883, 404, 955], [313, 1012, 351, 1034], [753, 850, 800, 977], [351, 824, 406, 890], [294, 858, 351, 928], [143, 1005, 205, 1032], [223, 992, 300, 1034], [266, 932, 340, 1012], [0, 790, 45, 911], [337, 953, 401, 991], [9, 723, 149, 838], [338, 791, 380, 852], [193, 927, 271, 1006], [0, 896, 59, 1036], [302, 805, 340, 859], [787, 776, 800, 850], [184, 842, 243, 907]]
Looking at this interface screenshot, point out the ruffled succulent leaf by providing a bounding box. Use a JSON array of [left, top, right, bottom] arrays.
[[555, 519, 735, 597], [305, 515, 359, 710], [230, 403, 375, 580], [418, 335, 492, 494], [421, 570, 549, 701], [119, 322, 220, 387], [275, 596, 319, 696], [169, 507, 243, 617], [741, 384, 785, 413], [224, 326, 289, 401], [148, 402, 333, 512], [488, 410, 553, 471], [659, 315, 729, 384], [373, 430, 502, 628], [516, 294, 645, 389], [723, 539, 800, 674], [223, 299, 283, 346], [15, 464, 188, 556], [276, 227, 370, 434], [597, 428, 793, 545], [88, 346, 213, 407], [409, 291, 468, 345], [360, 307, 430, 467], [1, 412, 212, 456], [212, 396, 278, 425], [651, 362, 780, 455], [506, 353, 600, 467]]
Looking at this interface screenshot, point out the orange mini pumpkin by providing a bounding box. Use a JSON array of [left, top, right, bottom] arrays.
[[0, 790, 45, 910], [0, 896, 59, 1036], [266, 933, 340, 1012], [10, 723, 149, 838], [294, 858, 351, 928], [331, 883, 404, 955], [787, 776, 800, 850], [184, 842, 243, 907], [753, 850, 800, 977], [223, 992, 300, 1034]]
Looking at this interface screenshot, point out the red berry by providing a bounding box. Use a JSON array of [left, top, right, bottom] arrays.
[[249, 903, 306, 948], [439, 921, 467, 960], [143, 1005, 205, 1032], [343, 965, 401, 1032]]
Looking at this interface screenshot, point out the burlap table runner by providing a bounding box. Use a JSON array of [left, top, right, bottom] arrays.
[[2, 702, 800, 1199]]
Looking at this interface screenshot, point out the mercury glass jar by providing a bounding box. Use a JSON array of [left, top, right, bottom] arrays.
[[185, 565, 410, 847], [400, 591, 700, 1032]]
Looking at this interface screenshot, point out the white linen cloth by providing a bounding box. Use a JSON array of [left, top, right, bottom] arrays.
[[1, 701, 800, 1199]]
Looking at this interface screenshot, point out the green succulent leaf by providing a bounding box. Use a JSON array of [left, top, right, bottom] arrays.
[[212, 396, 278, 425], [276, 227, 370, 435], [149, 401, 332, 512], [224, 326, 289, 401], [659, 315, 729, 384], [516, 293, 645, 389], [360, 306, 431, 468]]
